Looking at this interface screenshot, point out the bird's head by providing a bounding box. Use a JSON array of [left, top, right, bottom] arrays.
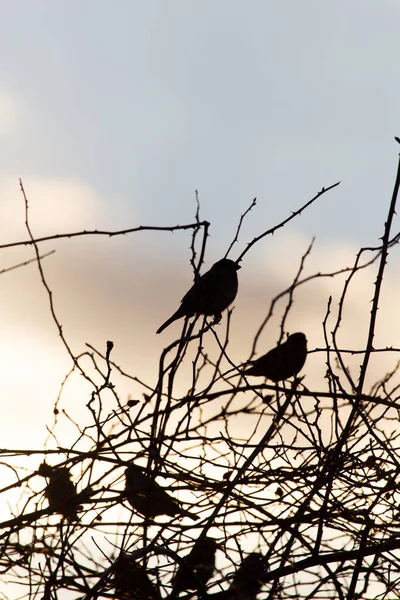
[[212, 258, 241, 271], [288, 332, 307, 347]]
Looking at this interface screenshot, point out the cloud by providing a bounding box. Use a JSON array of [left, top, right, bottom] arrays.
[[0, 88, 25, 137], [1, 216, 399, 453], [0, 176, 106, 243]]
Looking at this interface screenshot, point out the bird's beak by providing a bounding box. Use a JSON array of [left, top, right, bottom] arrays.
[[235, 264, 241, 270]]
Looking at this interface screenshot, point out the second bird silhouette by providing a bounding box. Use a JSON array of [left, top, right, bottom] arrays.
[[125, 464, 199, 521], [227, 552, 268, 600], [243, 332, 307, 382], [156, 258, 240, 334], [38, 462, 80, 520], [113, 553, 160, 600], [171, 536, 218, 596]]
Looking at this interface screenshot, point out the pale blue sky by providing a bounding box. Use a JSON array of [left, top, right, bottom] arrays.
[[1, 0, 399, 256]]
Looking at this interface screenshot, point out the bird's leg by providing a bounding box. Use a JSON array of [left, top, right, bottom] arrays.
[[211, 312, 223, 326]]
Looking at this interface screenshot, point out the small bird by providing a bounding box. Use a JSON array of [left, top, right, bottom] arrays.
[[171, 536, 218, 595], [227, 553, 268, 600], [243, 332, 307, 382], [38, 462, 80, 520], [124, 464, 199, 521], [113, 553, 160, 600], [156, 258, 241, 334]]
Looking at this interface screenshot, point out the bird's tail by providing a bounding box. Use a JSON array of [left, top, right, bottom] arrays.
[[156, 308, 186, 334], [156, 316, 177, 334]]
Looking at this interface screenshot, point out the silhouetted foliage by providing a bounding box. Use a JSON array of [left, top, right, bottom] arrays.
[[1, 163, 400, 600]]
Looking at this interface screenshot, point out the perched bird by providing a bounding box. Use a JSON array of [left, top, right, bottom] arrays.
[[113, 553, 160, 600], [227, 553, 268, 600], [38, 462, 80, 520], [243, 332, 307, 382], [156, 258, 240, 334], [171, 537, 218, 595], [124, 464, 199, 521]]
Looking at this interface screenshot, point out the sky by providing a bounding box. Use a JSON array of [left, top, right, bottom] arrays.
[[1, 1, 400, 574], [1, 2, 400, 597], [1, 1, 399, 246], [0, 0, 399, 415]]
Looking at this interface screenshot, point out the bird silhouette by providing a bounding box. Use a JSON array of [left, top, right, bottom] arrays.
[[124, 464, 199, 521], [171, 536, 218, 596], [113, 553, 160, 600], [243, 332, 307, 382], [227, 553, 268, 600], [156, 258, 240, 334], [38, 462, 80, 520]]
